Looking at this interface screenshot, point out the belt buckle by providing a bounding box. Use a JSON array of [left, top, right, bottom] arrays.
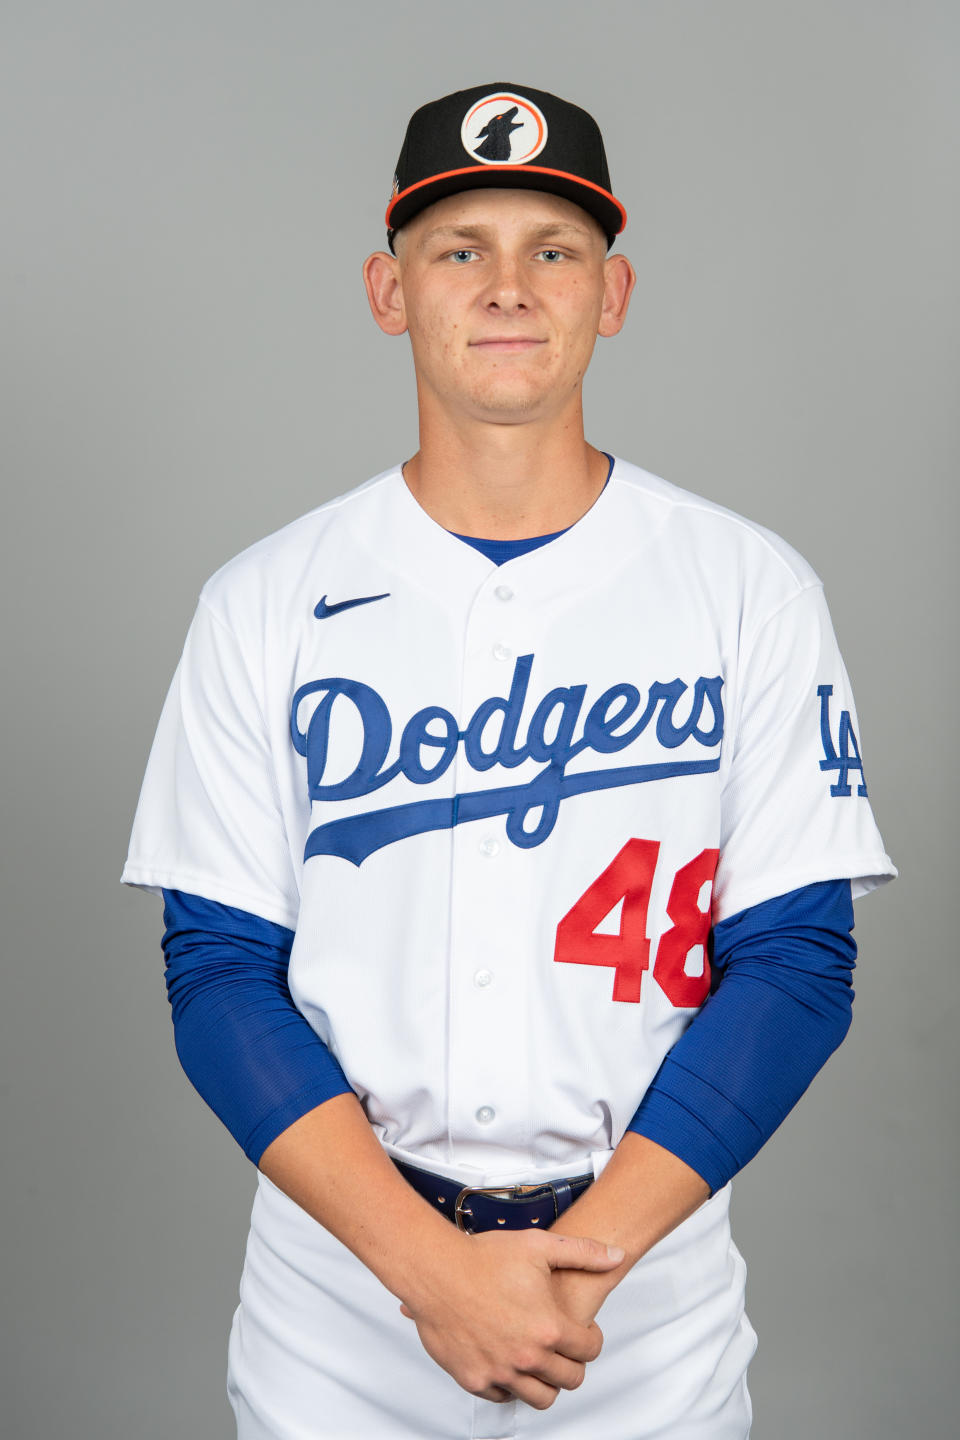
[[454, 1183, 522, 1234]]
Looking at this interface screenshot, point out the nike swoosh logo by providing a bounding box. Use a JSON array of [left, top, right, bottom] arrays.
[[314, 592, 390, 620]]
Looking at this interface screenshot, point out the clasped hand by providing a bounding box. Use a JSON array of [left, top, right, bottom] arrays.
[[398, 1229, 624, 1410]]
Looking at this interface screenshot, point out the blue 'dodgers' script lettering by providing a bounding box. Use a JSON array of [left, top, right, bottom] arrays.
[[290, 654, 724, 865]]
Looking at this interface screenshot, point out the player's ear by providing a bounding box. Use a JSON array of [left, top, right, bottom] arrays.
[[363, 252, 408, 336], [597, 253, 636, 338]]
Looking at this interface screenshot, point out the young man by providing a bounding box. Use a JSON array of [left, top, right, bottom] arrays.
[[123, 84, 895, 1438]]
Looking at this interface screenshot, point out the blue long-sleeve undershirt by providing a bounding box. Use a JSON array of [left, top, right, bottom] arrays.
[[160, 891, 353, 1164], [160, 879, 855, 1188], [626, 878, 856, 1192]]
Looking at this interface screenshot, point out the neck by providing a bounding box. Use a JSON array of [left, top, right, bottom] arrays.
[[402, 401, 608, 540]]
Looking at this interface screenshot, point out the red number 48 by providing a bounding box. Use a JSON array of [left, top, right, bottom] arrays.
[[554, 840, 720, 1007]]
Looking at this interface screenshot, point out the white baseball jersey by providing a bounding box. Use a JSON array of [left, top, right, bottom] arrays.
[[123, 456, 894, 1439]]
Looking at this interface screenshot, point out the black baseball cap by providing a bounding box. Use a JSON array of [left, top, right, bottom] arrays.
[[385, 83, 626, 253]]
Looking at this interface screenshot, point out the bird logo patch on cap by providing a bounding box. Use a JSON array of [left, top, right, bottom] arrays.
[[460, 92, 548, 165]]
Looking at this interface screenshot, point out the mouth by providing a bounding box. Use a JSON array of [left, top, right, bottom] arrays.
[[468, 338, 547, 352]]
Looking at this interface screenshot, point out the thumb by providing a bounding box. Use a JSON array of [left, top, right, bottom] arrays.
[[545, 1234, 625, 1272]]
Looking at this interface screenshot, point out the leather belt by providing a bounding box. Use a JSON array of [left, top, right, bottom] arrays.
[[393, 1158, 594, 1235]]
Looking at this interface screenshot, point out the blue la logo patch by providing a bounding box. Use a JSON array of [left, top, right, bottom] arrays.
[[818, 684, 867, 796]]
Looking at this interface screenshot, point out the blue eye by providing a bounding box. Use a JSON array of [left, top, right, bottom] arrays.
[[450, 249, 477, 263]]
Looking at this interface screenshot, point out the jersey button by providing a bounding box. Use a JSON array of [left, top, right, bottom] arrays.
[[479, 837, 500, 858], [494, 584, 514, 602], [474, 969, 493, 987], [475, 1106, 495, 1125], [492, 643, 511, 661]]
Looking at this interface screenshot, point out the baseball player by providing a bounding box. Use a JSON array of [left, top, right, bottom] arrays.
[[123, 84, 896, 1439]]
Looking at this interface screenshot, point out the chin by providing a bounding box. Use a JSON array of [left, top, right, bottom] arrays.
[[465, 378, 554, 419], [470, 398, 547, 424]]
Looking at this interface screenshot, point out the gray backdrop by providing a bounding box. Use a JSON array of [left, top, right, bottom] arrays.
[[2, 2, 956, 1436]]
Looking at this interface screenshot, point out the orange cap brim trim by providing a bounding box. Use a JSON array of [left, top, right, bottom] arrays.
[[385, 165, 627, 233]]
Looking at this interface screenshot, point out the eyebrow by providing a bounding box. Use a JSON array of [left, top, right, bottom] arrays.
[[416, 221, 596, 251]]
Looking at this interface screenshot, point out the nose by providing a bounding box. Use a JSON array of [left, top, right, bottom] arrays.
[[481, 252, 533, 314]]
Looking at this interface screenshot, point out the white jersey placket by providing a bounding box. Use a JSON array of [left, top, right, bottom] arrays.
[[446, 568, 539, 1173]]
